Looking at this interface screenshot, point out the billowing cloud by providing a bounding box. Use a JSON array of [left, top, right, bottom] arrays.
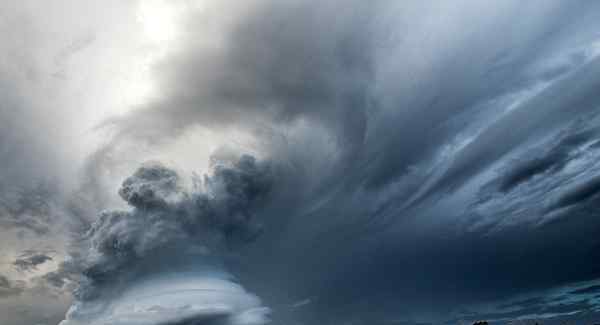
[[3, 0, 600, 324], [60, 155, 272, 325], [65, 0, 600, 324]]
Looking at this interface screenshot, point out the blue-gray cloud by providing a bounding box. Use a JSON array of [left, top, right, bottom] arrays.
[[82, 1, 600, 324], [0, 275, 25, 299], [61, 155, 272, 325], [570, 285, 600, 296], [13, 251, 54, 272], [3, 0, 600, 324]]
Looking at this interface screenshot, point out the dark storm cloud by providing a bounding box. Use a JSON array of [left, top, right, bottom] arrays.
[[61, 155, 272, 324], [81, 156, 270, 287], [422, 55, 600, 199], [118, 163, 182, 209], [549, 175, 600, 211], [462, 299, 595, 323], [456, 286, 600, 325], [58, 0, 600, 324], [498, 297, 548, 310], [448, 300, 594, 324], [570, 285, 600, 295], [492, 124, 598, 193]]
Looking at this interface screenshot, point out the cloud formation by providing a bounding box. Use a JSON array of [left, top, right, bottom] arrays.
[[61, 155, 272, 325], [13, 251, 54, 273], [0, 275, 25, 298], [72, 0, 600, 324], [3, 0, 600, 324]]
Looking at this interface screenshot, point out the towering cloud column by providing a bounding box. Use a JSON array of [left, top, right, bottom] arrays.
[[60, 155, 272, 325]]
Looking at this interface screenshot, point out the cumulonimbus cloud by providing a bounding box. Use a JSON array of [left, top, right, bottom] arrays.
[[11, 0, 599, 324], [60, 154, 272, 325], [62, 0, 600, 324]]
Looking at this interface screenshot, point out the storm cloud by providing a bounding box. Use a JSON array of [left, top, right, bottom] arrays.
[[60, 155, 272, 325], [3, 0, 600, 324], [94, 1, 600, 323]]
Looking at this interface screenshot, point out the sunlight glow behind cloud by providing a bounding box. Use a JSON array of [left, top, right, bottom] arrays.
[[137, 0, 180, 45]]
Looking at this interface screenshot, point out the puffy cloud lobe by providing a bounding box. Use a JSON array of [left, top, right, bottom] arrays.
[[118, 163, 183, 209], [61, 155, 272, 324], [82, 156, 270, 286], [204, 155, 272, 240]]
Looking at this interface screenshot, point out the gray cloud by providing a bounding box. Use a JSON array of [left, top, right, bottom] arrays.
[[61, 155, 272, 324], [0, 1, 169, 324], [549, 174, 600, 211], [498, 297, 550, 311], [105, 0, 375, 147], [78, 1, 600, 324], [493, 124, 597, 193], [13, 251, 54, 273], [118, 162, 183, 209], [449, 299, 595, 325], [81, 155, 270, 285], [42, 263, 79, 290], [3, 0, 600, 324], [570, 285, 600, 295], [0, 183, 59, 236], [0, 275, 25, 299]]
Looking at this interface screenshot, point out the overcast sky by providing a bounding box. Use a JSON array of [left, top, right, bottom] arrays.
[[2, 1, 600, 325]]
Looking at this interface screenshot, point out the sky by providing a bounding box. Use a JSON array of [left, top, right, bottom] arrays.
[[1, 1, 600, 324]]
